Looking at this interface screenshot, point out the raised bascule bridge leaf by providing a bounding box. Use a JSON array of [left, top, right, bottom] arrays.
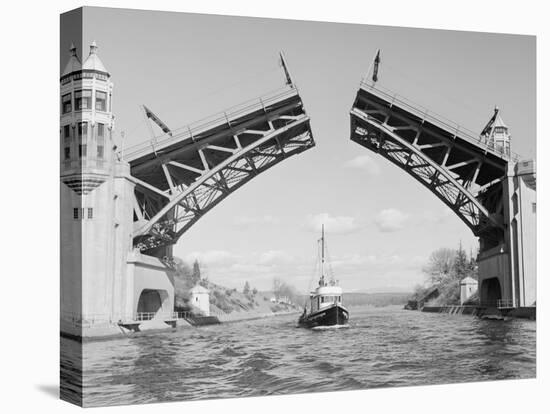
[[126, 85, 315, 254], [350, 80, 518, 243]]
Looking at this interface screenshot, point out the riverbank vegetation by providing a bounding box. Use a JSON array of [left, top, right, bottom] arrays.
[[411, 244, 478, 307], [172, 258, 299, 315]]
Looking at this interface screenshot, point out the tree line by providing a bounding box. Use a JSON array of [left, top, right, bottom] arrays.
[[412, 243, 478, 306]]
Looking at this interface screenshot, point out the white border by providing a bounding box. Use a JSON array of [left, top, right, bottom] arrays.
[[1, 1, 547, 413]]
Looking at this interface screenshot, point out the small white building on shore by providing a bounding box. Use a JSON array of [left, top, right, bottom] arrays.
[[190, 285, 210, 316], [460, 276, 478, 305]]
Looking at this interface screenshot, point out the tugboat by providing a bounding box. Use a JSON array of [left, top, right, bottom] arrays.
[[298, 225, 349, 328]]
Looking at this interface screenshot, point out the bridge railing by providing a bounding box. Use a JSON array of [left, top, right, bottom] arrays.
[[134, 312, 160, 321], [173, 311, 192, 320], [359, 80, 520, 162], [121, 85, 299, 162], [133, 311, 193, 321], [61, 311, 194, 325]]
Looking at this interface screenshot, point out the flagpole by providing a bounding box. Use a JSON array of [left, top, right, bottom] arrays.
[[362, 48, 381, 85]]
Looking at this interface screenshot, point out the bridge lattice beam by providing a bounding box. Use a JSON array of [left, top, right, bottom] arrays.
[[128, 87, 314, 252], [350, 83, 509, 237]]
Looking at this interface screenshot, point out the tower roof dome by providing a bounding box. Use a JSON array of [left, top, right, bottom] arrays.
[[492, 107, 508, 129], [82, 41, 109, 75], [61, 43, 81, 78], [480, 106, 508, 137]]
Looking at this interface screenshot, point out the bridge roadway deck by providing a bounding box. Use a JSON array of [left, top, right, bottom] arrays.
[[124, 86, 301, 168], [354, 82, 517, 172]]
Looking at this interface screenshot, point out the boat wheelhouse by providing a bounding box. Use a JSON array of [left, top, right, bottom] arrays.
[[298, 225, 349, 328]]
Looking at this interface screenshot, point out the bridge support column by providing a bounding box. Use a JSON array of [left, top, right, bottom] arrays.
[[478, 160, 536, 307], [125, 251, 175, 324]]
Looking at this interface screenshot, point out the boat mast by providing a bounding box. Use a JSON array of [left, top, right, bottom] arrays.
[[321, 224, 325, 282]]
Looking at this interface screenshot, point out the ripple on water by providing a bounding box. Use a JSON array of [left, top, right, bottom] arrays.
[[68, 307, 535, 407]]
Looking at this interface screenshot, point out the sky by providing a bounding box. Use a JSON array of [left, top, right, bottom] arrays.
[[62, 7, 536, 293]]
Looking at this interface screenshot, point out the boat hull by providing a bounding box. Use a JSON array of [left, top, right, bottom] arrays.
[[298, 304, 349, 328]]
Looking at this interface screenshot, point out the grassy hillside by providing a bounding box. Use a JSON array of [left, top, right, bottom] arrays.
[[206, 282, 298, 315], [172, 258, 299, 315]]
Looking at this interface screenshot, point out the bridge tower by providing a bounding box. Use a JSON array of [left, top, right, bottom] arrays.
[[350, 60, 536, 310], [477, 108, 536, 308], [60, 43, 313, 338], [60, 42, 174, 338]]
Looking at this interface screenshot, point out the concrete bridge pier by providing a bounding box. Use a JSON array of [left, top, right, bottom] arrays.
[[477, 160, 536, 308], [124, 251, 175, 329]]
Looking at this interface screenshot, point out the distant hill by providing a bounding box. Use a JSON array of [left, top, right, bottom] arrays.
[[296, 291, 411, 308]]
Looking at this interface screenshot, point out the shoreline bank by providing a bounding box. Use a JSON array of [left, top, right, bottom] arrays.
[[418, 305, 536, 320], [61, 308, 301, 343]]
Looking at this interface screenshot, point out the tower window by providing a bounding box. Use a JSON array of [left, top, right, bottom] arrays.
[[96, 123, 104, 139], [533, 203, 536, 213], [87, 208, 93, 219], [96, 91, 107, 111], [73, 208, 79, 219], [75, 89, 92, 110], [79, 144, 87, 158], [64, 147, 71, 160], [77, 122, 87, 139], [63, 125, 71, 145], [62, 93, 72, 114], [96, 123, 105, 159]]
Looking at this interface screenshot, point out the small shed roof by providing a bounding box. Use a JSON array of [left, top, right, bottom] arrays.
[[190, 285, 210, 294], [460, 276, 478, 285]]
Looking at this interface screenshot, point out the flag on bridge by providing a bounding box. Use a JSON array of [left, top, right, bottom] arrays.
[[372, 49, 381, 83]]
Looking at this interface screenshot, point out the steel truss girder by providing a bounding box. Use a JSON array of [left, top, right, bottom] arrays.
[[350, 107, 504, 236], [132, 113, 314, 252]]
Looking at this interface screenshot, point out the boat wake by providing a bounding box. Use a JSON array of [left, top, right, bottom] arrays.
[[311, 324, 350, 331]]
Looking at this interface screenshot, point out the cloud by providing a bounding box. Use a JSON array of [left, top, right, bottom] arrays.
[[303, 213, 362, 234], [179, 248, 424, 292], [229, 263, 271, 274], [184, 250, 239, 265], [344, 155, 381, 175], [258, 250, 294, 265], [233, 215, 279, 227], [330, 253, 378, 268], [374, 208, 409, 232]]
